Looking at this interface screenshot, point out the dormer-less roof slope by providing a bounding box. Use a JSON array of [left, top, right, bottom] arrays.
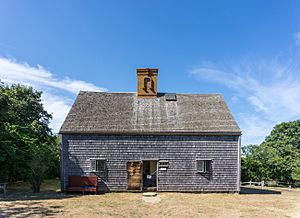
[[59, 91, 241, 135]]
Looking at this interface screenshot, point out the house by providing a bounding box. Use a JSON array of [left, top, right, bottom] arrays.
[[59, 68, 241, 193]]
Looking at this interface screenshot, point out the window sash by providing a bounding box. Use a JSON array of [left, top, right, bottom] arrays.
[[96, 160, 106, 172], [91, 159, 97, 172], [197, 160, 205, 172], [197, 160, 211, 173], [90, 159, 106, 172]]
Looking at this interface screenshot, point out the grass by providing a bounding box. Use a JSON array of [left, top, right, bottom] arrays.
[[6, 179, 60, 193], [1, 179, 300, 217]]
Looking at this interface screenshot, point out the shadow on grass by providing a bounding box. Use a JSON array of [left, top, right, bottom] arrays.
[[0, 179, 85, 217], [0, 200, 64, 218], [0, 190, 81, 201], [240, 187, 281, 195], [0, 191, 84, 217]]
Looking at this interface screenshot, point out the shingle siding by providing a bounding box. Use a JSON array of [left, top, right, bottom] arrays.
[[61, 134, 239, 192]]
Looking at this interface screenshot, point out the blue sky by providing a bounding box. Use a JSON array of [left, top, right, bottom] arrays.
[[1, 0, 300, 145]]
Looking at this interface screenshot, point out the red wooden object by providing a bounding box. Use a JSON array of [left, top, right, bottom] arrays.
[[67, 176, 98, 194]]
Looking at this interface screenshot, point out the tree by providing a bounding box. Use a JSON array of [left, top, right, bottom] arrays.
[[0, 82, 59, 192], [241, 144, 260, 181], [0, 81, 11, 181], [241, 120, 300, 185], [262, 120, 300, 183]]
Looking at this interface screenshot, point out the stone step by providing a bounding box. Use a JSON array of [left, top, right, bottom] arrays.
[[142, 192, 157, 197]]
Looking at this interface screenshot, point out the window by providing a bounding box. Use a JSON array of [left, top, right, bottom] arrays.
[[90, 159, 106, 172], [196, 159, 211, 173]]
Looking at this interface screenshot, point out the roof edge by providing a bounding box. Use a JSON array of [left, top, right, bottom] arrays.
[[59, 130, 242, 136], [78, 91, 224, 96]]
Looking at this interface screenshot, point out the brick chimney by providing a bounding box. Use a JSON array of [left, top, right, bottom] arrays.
[[137, 68, 158, 98]]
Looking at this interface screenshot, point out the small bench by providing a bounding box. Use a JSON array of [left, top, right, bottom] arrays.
[[67, 176, 98, 194]]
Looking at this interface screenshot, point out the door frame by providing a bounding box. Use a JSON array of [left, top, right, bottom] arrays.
[[141, 159, 159, 191]]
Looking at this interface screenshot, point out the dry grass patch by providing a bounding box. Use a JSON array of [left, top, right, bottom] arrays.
[[0, 181, 300, 218]]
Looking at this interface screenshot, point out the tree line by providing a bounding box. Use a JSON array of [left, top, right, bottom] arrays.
[[1, 80, 299, 192], [242, 120, 300, 185], [0, 81, 59, 192]]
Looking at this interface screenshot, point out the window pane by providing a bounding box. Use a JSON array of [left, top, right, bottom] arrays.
[[197, 160, 204, 172], [91, 159, 96, 172], [96, 160, 106, 172], [205, 160, 211, 172]]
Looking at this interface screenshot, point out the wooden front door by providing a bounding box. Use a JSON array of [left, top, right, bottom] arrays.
[[127, 161, 142, 190]]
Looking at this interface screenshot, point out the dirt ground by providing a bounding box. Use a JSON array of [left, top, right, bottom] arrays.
[[0, 180, 300, 218]]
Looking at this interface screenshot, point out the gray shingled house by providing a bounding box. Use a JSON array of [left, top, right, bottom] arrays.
[[59, 68, 241, 193]]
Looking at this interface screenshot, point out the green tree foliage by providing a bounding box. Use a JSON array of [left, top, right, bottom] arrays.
[[241, 144, 261, 182], [0, 81, 59, 192], [242, 120, 300, 185]]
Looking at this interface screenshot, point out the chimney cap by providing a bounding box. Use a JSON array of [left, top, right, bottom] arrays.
[[136, 68, 158, 70], [136, 68, 158, 74]]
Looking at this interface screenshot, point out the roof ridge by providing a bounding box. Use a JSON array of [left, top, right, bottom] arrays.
[[79, 91, 222, 95]]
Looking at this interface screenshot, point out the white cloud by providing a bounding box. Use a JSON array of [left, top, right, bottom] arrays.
[[41, 92, 73, 132], [191, 58, 300, 145], [239, 114, 274, 145], [0, 57, 107, 133], [0, 58, 107, 94]]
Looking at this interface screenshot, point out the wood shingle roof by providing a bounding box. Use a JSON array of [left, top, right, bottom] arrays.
[[59, 91, 241, 135]]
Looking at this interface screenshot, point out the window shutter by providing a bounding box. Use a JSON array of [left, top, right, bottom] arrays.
[[91, 159, 96, 172]]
